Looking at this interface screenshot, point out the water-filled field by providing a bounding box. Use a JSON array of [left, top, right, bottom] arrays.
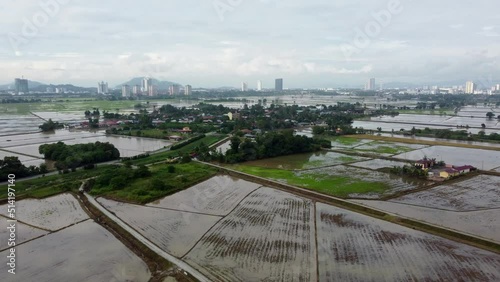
[[184, 187, 317, 281], [98, 198, 222, 257], [0, 221, 48, 251], [352, 200, 500, 243], [316, 203, 500, 281], [148, 175, 261, 216], [391, 175, 500, 211], [349, 159, 410, 170], [0, 193, 89, 231], [0, 221, 151, 282], [0, 130, 172, 159], [392, 146, 500, 170], [241, 151, 370, 171]]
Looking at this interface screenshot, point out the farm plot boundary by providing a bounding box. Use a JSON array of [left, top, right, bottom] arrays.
[[197, 161, 500, 254]]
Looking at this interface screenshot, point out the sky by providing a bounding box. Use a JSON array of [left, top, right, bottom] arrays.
[[0, 0, 499, 88]]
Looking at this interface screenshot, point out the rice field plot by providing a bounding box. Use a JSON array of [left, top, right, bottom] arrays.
[[329, 137, 374, 149], [393, 146, 500, 170], [97, 198, 221, 257], [301, 166, 428, 199], [349, 159, 410, 171], [352, 141, 427, 156], [147, 175, 261, 216], [0, 221, 151, 282], [183, 187, 317, 282], [316, 203, 500, 281], [241, 151, 370, 171], [352, 200, 500, 243], [391, 175, 500, 211], [0, 221, 48, 251], [0, 193, 89, 231]]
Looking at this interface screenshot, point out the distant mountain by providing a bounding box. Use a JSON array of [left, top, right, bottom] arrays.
[[115, 77, 181, 90], [0, 80, 96, 92]]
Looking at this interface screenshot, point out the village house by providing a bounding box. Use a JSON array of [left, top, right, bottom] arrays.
[[415, 158, 436, 170]]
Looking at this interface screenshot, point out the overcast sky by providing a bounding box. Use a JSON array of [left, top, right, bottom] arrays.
[[1, 0, 499, 88]]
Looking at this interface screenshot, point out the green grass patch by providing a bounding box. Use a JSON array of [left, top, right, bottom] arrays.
[[328, 136, 362, 146], [91, 162, 218, 204], [230, 165, 389, 198], [0, 165, 116, 200]]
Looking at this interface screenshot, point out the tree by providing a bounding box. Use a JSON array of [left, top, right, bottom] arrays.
[[312, 126, 326, 135], [481, 123, 486, 129], [39, 119, 63, 132], [486, 112, 495, 119]]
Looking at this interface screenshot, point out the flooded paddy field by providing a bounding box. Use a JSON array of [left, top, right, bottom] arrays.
[[0, 220, 151, 282], [349, 159, 410, 170], [391, 175, 500, 211], [242, 151, 370, 171], [350, 141, 428, 156], [0, 115, 43, 135], [0, 194, 89, 231], [183, 187, 317, 282], [0, 149, 45, 164], [31, 111, 86, 123], [377, 133, 500, 148], [148, 175, 261, 216], [352, 200, 500, 243], [329, 137, 374, 149], [0, 130, 172, 159], [0, 221, 48, 251], [300, 166, 429, 199], [316, 203, 500, 281], [98, 198, 222, 257], [392, 146, 500, 170]]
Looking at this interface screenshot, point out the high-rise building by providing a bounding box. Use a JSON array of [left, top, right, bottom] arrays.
[[185, 85, 192, 96], [15, 78, 29, 94], [132, 85, 141, 95], [365, 78, 376, 91], [496, 84, 500, 91], [465, 81, 476, 94], [275, 78, 283, 91], [148, 85, 158, 96], [257, 80, 262, 91], [169, 85, 180, 95], [241, 82, 248, 92], [122, 85, 131, 97], [46, 87, 55, 93], [142, 77, 153, 93], [97, 81, 108, 94]]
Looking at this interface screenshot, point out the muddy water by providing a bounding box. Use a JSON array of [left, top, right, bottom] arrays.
[[392, 145, 500, 170], [184, 187, 317, 282], [98, 198, 222, 258], [377, 133, 500, 148], [351, 200, 500, 243], [349, 159, 410, 170], [243, 151, 369, 170], [0, 115, 42, 135], [0, 220, 151, 282], [0, 193, 89, 231], [317, 203, 500, 281], [148, 175, 261, 216]]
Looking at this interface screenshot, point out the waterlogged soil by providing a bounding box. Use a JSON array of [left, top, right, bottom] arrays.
[[0, 193, 89, 231], [393, 145, 500, 170], [243, 151, 369, 171], [0, 220, 48, 251], [352, 200, 500, 243], [184, 187, 317, 282], [1, 130, 173, 158], [98, 198, 222, 257], [301, 166, 428, 199], [391, 175, 500, 211], [148, 175, 261, 216], [0, 220, 151, 282], [352, 141, 427, 156], [349, 159, 410, 170], [316, 203, 500, 281], [0, 149, 46, 166]]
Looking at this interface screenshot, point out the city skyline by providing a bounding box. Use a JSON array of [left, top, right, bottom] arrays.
[[1, 1, 499, 88]]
